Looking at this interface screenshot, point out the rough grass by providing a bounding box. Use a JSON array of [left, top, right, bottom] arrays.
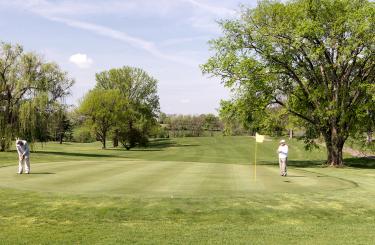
[[0, 136, 374, 244]]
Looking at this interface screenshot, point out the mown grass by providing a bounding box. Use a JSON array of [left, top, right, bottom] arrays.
[[0, 136, 333, 167], [0, 136, 374, 244]]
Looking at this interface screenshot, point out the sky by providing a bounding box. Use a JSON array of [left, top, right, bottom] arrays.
[[0, 0, 257, 114]]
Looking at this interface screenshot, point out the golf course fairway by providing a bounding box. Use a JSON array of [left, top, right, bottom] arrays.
[[0, 137, 374, 244], [0, 160, 354, 196]]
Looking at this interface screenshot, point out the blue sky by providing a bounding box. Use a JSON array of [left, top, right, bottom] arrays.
[[0, 0, 257, 114]]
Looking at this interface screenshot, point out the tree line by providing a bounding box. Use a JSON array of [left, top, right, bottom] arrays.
[[159, 113, 223, 137]]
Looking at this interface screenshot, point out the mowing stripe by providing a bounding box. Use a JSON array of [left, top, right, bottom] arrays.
[[0, 160, 357, 197]]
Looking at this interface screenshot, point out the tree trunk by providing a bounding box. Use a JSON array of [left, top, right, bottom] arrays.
[[101, 131, 107, 149], [59, 133, 63, 144], [289, 129, 293, 139], [329, 142, 344, 167], [323, 126, 345, 167], [0, 137, 5, 152], [113, 129, 119, 147], [323, 133, 334, 164], [366, 130, 373, 144]]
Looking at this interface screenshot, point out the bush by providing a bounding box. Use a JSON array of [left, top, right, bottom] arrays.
[[72, 126, 95, 143], [119, 128, 149, 150]]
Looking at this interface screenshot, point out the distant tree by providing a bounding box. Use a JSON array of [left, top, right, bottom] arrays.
[[203, 114, 222, 136], [79, 89, 123, 149], [219, 100, 254, 136], [202, 0, 374, 166], [190, 115, 205, 137], [50, 105, 72, 144], [95, 66, 160, 149], [165, 114, 223, 137]]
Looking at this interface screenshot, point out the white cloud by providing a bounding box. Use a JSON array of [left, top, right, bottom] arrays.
[[0, 0, 239, 34], [69, 53, 93, 68], [49, 17, 198, 66], [0, 0, 181, 18], [0, 0, 198, 66], [1, 0, 236, 18]]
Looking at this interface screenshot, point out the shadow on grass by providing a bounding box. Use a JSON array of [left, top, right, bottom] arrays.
[[259, 160, 324, 168], [35, 151, 121, 158], [259, 157, 375, 169], [287, 160, 326, 168], [149, 138, 177, 148], [344, 157, 375, 169], [110, 138, 199, 151], [148, 138, 200, 148], [29, 172, 55, 174]]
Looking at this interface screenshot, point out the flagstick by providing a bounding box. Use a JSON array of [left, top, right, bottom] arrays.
[[254, 141, 257, 181]]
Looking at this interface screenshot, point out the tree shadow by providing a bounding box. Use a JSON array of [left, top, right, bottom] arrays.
[[259, 160, 324, 168], [127, 149, 163, 152], [172, 144, 200, 147], [259, 157, 375, 169], [344, 157, 375, 169], [287, 160, 325, 168], [35, 151, 121, 158], [149, 138, 177, 148], [148, 139, 200, 148], [110, 139, 199, 151]]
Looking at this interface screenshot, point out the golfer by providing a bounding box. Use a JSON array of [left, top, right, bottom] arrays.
[[16, 139, 30, 174], [277, 139, 288, 176]]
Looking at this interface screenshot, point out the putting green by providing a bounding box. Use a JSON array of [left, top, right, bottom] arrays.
[[0, 160, 355, 196]]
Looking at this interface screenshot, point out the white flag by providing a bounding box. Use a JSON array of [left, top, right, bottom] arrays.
[[255, 133, 264, 143]]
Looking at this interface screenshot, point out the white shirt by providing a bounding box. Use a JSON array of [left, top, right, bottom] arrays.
[[16, 140, 30, 157], [278, 144, 288, 159]]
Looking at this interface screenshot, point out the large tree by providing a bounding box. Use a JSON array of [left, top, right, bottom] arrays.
[[202, 0, 374, 166], [79, 89, 123, 149], [95, 66, 160, 149], [0, 42, 74, 150]]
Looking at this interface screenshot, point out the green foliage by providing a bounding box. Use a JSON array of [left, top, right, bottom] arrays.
[[78, 66, 160, 149], [164, 114, 222, 137], [119, 127, 149, 150], [98, 67, 159, 149], [79, 89, 123, 148], [0, 42, 73, 149], [202, 0, 375, 166], [219, 100, 251, 136], [72, 126, 95, 143], [50, 105, 73, 143]]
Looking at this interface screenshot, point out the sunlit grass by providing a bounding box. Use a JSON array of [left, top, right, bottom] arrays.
[[0, 136, 374, 244]]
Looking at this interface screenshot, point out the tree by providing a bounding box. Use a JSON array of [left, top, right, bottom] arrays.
[[50, 104, 73, 144], [219, 101, 244, 136], [0, 42, 74, 150], [202, 0, 374, 166], [79, 89, 123, 149], [203, 114, 222, 136], [95, 66, 160, 149]]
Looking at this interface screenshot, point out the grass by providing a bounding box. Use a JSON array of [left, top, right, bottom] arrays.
[[0, 136, 374, 244]]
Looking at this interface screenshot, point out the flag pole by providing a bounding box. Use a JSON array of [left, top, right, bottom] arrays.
[[254, 133, 264, 182], [254, 141, 257, 181]]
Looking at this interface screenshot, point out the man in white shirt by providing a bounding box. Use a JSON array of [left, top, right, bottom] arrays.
[[16, 139, 30, 174], [277, 139, 288, 176]]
